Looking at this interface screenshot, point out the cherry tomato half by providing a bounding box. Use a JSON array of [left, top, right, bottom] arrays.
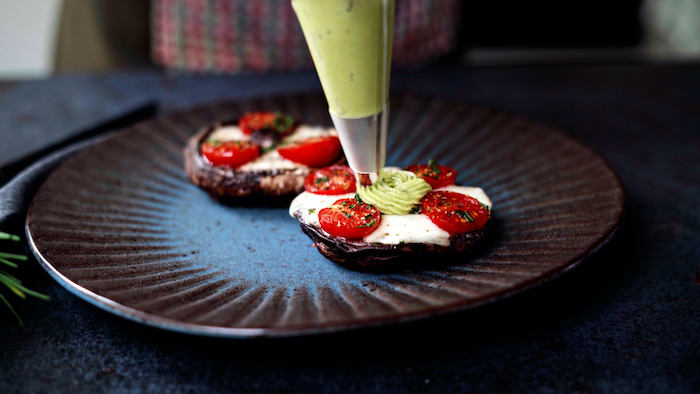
[[405, 161, 457, 189], [304, 165, 357, 195], [278, 136, 341, 168], [201, 140, 260, 168], [421, 191, 489, 234], [318, 198, 381, 240], [238, 111, 297, 136]]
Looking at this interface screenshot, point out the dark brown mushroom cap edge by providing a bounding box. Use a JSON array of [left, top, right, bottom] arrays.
[[293, 210, 493, 272]]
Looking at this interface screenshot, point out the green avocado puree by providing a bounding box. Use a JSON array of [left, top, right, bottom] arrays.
[[357, 169, 432, 215]]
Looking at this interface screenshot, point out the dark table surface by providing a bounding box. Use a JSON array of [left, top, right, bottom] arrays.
[[0, 63, 698, 393]]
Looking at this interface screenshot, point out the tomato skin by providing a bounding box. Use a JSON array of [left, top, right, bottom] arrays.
[[318, 198, 381, 240], [305, 165, 357, 195], [278, 136, 341, 168], [201, 140, 260, 168], [405, 162, 457, 189], [422, 191, 489, 234], [238, 111, 297, 136]]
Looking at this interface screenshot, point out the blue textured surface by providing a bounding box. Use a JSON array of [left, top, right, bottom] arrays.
[[1, 64, 699, 392], [178, 197, 365, 287]]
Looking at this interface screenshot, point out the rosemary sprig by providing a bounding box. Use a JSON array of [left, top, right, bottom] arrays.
[[0, 232, 20, 241], [0, 231, 49, 325]]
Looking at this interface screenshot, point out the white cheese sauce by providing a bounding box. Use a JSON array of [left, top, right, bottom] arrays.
[[289, 185, 493, 246], [207, 125, 338, 171], [289, 192, 355, 227]]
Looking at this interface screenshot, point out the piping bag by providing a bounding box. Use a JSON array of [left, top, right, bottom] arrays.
[[292, 0, 395, 185]]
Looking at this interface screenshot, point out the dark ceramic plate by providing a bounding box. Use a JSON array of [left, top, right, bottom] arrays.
[[26, 95, 624, 338]]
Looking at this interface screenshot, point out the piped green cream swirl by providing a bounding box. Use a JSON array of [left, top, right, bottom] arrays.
[[357, 168, 432, 215]]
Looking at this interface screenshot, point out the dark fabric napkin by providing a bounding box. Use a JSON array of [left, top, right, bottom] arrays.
[[0, 135, 111, 232], [0, 103, 157, 234]]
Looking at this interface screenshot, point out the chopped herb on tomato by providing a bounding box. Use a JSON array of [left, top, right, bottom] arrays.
[[239, 111, 297, 136], [405, 162, 457, 189], [201, 140, 260, 168], [428, 159, 442, 175], [454, 209, 475, 222], [422, 191, 489, 234], [356, 219, 377, 228], [272, 113, 296, 132], [318, 198, 381, 239], [304, 165, 356, 195], [315, 176, 329, 185]]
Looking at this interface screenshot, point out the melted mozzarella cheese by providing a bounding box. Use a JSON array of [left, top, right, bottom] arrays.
[[207, 125, 337, 171], [240, 150, 298, 171], [289, 192, 355, 226], [289, 185, 492, 246], [364, 214, 451, 246], [285, 125, 337, 142], [208, 126, 247, 141], [437, 185, 492, 208]]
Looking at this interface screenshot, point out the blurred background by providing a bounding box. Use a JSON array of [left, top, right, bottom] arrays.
[[1, 0, 699, 79]]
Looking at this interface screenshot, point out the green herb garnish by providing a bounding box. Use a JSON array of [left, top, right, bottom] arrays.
[[272, 113, 295, 133], [479, 202, 490, 212], [428, 159, 441, 174], [356, 219, 377, 228], [0, 233, 20, 241], [455, 210, 474, 222], [308, 208, 316, 214], [315, 176, 329, 185], [0, 232, 49, 325]]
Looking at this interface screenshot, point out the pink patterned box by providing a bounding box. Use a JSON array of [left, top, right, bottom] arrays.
[[152, 0, 460, 73]]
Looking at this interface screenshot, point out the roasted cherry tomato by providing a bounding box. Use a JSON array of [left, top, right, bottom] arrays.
[[405, 161, 457, 189], [305, 165, 357, 195], [238, 111, 296, 136], [278, 136, 341, 168], [421, 191, 489, 234], [318, 198, 381, 240], [201, 140, 260, 168]]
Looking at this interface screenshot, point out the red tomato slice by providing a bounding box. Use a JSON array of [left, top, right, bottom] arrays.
[[318, 198, 381, 240], [201, 140, 260, 168], [278, 136, 341, 168], [238, 111, 297, 136], [405, 161, 457, 189], [304, 165, 357, 195], [422, 191, 489, 234]]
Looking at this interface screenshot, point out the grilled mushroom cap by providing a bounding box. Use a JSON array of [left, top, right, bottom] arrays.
[[184, 122, 343, 205], [293, 210, 490, 271]]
